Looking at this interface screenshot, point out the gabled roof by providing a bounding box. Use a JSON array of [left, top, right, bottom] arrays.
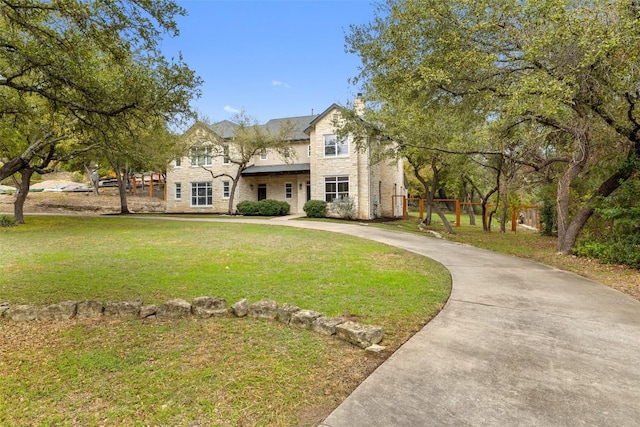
[[241, 163, 311, 176], [263, 115, 318, 141], [303, 103, 342, 135], [199, 115, 319, 143], [207, 120, 239, 139]]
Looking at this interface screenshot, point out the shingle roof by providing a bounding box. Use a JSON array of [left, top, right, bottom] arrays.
[[263, 115, 318, 141], [206, 120, 239, 139], [206, 115, 318, 142], [241, 163, 311, 176]]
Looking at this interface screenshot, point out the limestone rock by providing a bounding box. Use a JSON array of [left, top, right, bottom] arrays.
[[335, 321, 384, 349], [4, 305, 37, 321], [191, 296, 227, 318], [312, 317, 345, 336], [365, 344, 386, 353], [104, 299, 143, 318], [76, 300, 104, 318], [290, 309, 321, 328], [140, 304, 158, 318], [157, 298, 191, 318], [277, 303, 300, 324], [38, 301, 77, 320], [231, 298, 249, 317], [247, 299, 278, 320]]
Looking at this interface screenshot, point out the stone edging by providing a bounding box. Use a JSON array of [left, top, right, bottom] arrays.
[[0, 298, 385, 352]]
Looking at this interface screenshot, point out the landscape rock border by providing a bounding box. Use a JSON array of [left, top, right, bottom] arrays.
[[0, 298, 385, 351]]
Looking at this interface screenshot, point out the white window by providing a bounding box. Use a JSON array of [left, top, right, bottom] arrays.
[[259, 148, 267, 160], [223, 144, 230, 164], [325, 176, 349, 202], [324, 135, 348, 157], [190, 146, 212, 166], [222, 181, 230, 199], [191, 182, 212, 206], [175, 158, 182, 167], [285, 183, 292, 199], [175, 182, 182, 200]]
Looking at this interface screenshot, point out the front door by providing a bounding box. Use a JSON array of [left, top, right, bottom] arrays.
[[257, 184, 267, 201]]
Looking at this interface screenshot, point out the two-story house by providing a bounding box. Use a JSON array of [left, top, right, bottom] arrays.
[[165, 101, 404, 219]]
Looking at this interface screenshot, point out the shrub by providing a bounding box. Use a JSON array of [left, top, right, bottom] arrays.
[[575, 234, 640, 269], [303, 200, 327, 218], [540, 199, 556, 236], [331, 196, 357, 220], [237, 199, 290, 216], [236, 201, 260, 216], [257, 199, 290, 216], [0, 215, 15, 227]]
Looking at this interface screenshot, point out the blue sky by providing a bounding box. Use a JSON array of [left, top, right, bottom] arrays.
[[160, 0, 376, 124]]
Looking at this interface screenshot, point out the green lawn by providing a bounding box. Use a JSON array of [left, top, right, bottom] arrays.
[[0, 216, 451, 426]]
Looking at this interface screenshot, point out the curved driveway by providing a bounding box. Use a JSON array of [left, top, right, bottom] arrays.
[[157, 216, 640, 425]]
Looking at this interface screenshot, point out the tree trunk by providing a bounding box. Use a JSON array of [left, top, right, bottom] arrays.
[[227, 168, 244, 215], [480, 186, 498, 232], [557, 142, 638, 253], [467, 192, 476, 226], [499, 180, 507, 233], [556, 135, 589, 253], [84, 164, 100, 195], [432, 201, 453, 234], [13, 168, 34, 224], [113, 162, 130, 214]]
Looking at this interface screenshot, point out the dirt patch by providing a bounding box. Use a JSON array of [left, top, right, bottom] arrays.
[[0, 190, 165, 216]]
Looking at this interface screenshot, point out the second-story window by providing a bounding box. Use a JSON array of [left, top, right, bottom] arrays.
[[259, 148, 267, 160], [190, 146, 212, 166], [223, 144, 230, 164], [324, 135, 348, 157]]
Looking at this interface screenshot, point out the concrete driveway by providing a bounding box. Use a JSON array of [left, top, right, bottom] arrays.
[[267, 219, 640, 426], [145, 216, 640, 425]]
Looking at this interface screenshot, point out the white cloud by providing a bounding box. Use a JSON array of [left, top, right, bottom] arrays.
[[224, 105, 241, 114], [272, 80, 291, 89]]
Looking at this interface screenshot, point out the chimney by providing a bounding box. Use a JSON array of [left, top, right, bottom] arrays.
[[354, 93, 365, 117]]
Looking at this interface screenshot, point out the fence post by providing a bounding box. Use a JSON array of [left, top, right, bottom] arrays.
[[419, 198, 424, 220], [403, 196, 408, 219], [455, 199, 461, 227], [149, 175, 153, 198]]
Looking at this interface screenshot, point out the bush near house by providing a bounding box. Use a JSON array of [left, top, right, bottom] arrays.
[[237, 199, 290, 216], [257, 199, 290, 216], [236, 200, 260, 215], [303, 200, 327, 218]]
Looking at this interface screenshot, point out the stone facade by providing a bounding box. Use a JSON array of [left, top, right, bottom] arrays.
[[165, 101, 405, 219]]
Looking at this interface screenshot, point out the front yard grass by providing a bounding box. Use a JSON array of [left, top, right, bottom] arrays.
[[0, 216, 451, 426]]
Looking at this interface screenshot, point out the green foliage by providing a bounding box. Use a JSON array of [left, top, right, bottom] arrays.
[[237, 199, 290, 216], [236, 200, 260, 216], [303, 200, 327, 218], [0, 215, 15, 227], [257, 199, 290, 216], [346, 0, 640, 252], [0, 0, 201, 182], [573, 177, 640, 268], [540, 199, 556, 236], [574, 235, 640, 269]]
